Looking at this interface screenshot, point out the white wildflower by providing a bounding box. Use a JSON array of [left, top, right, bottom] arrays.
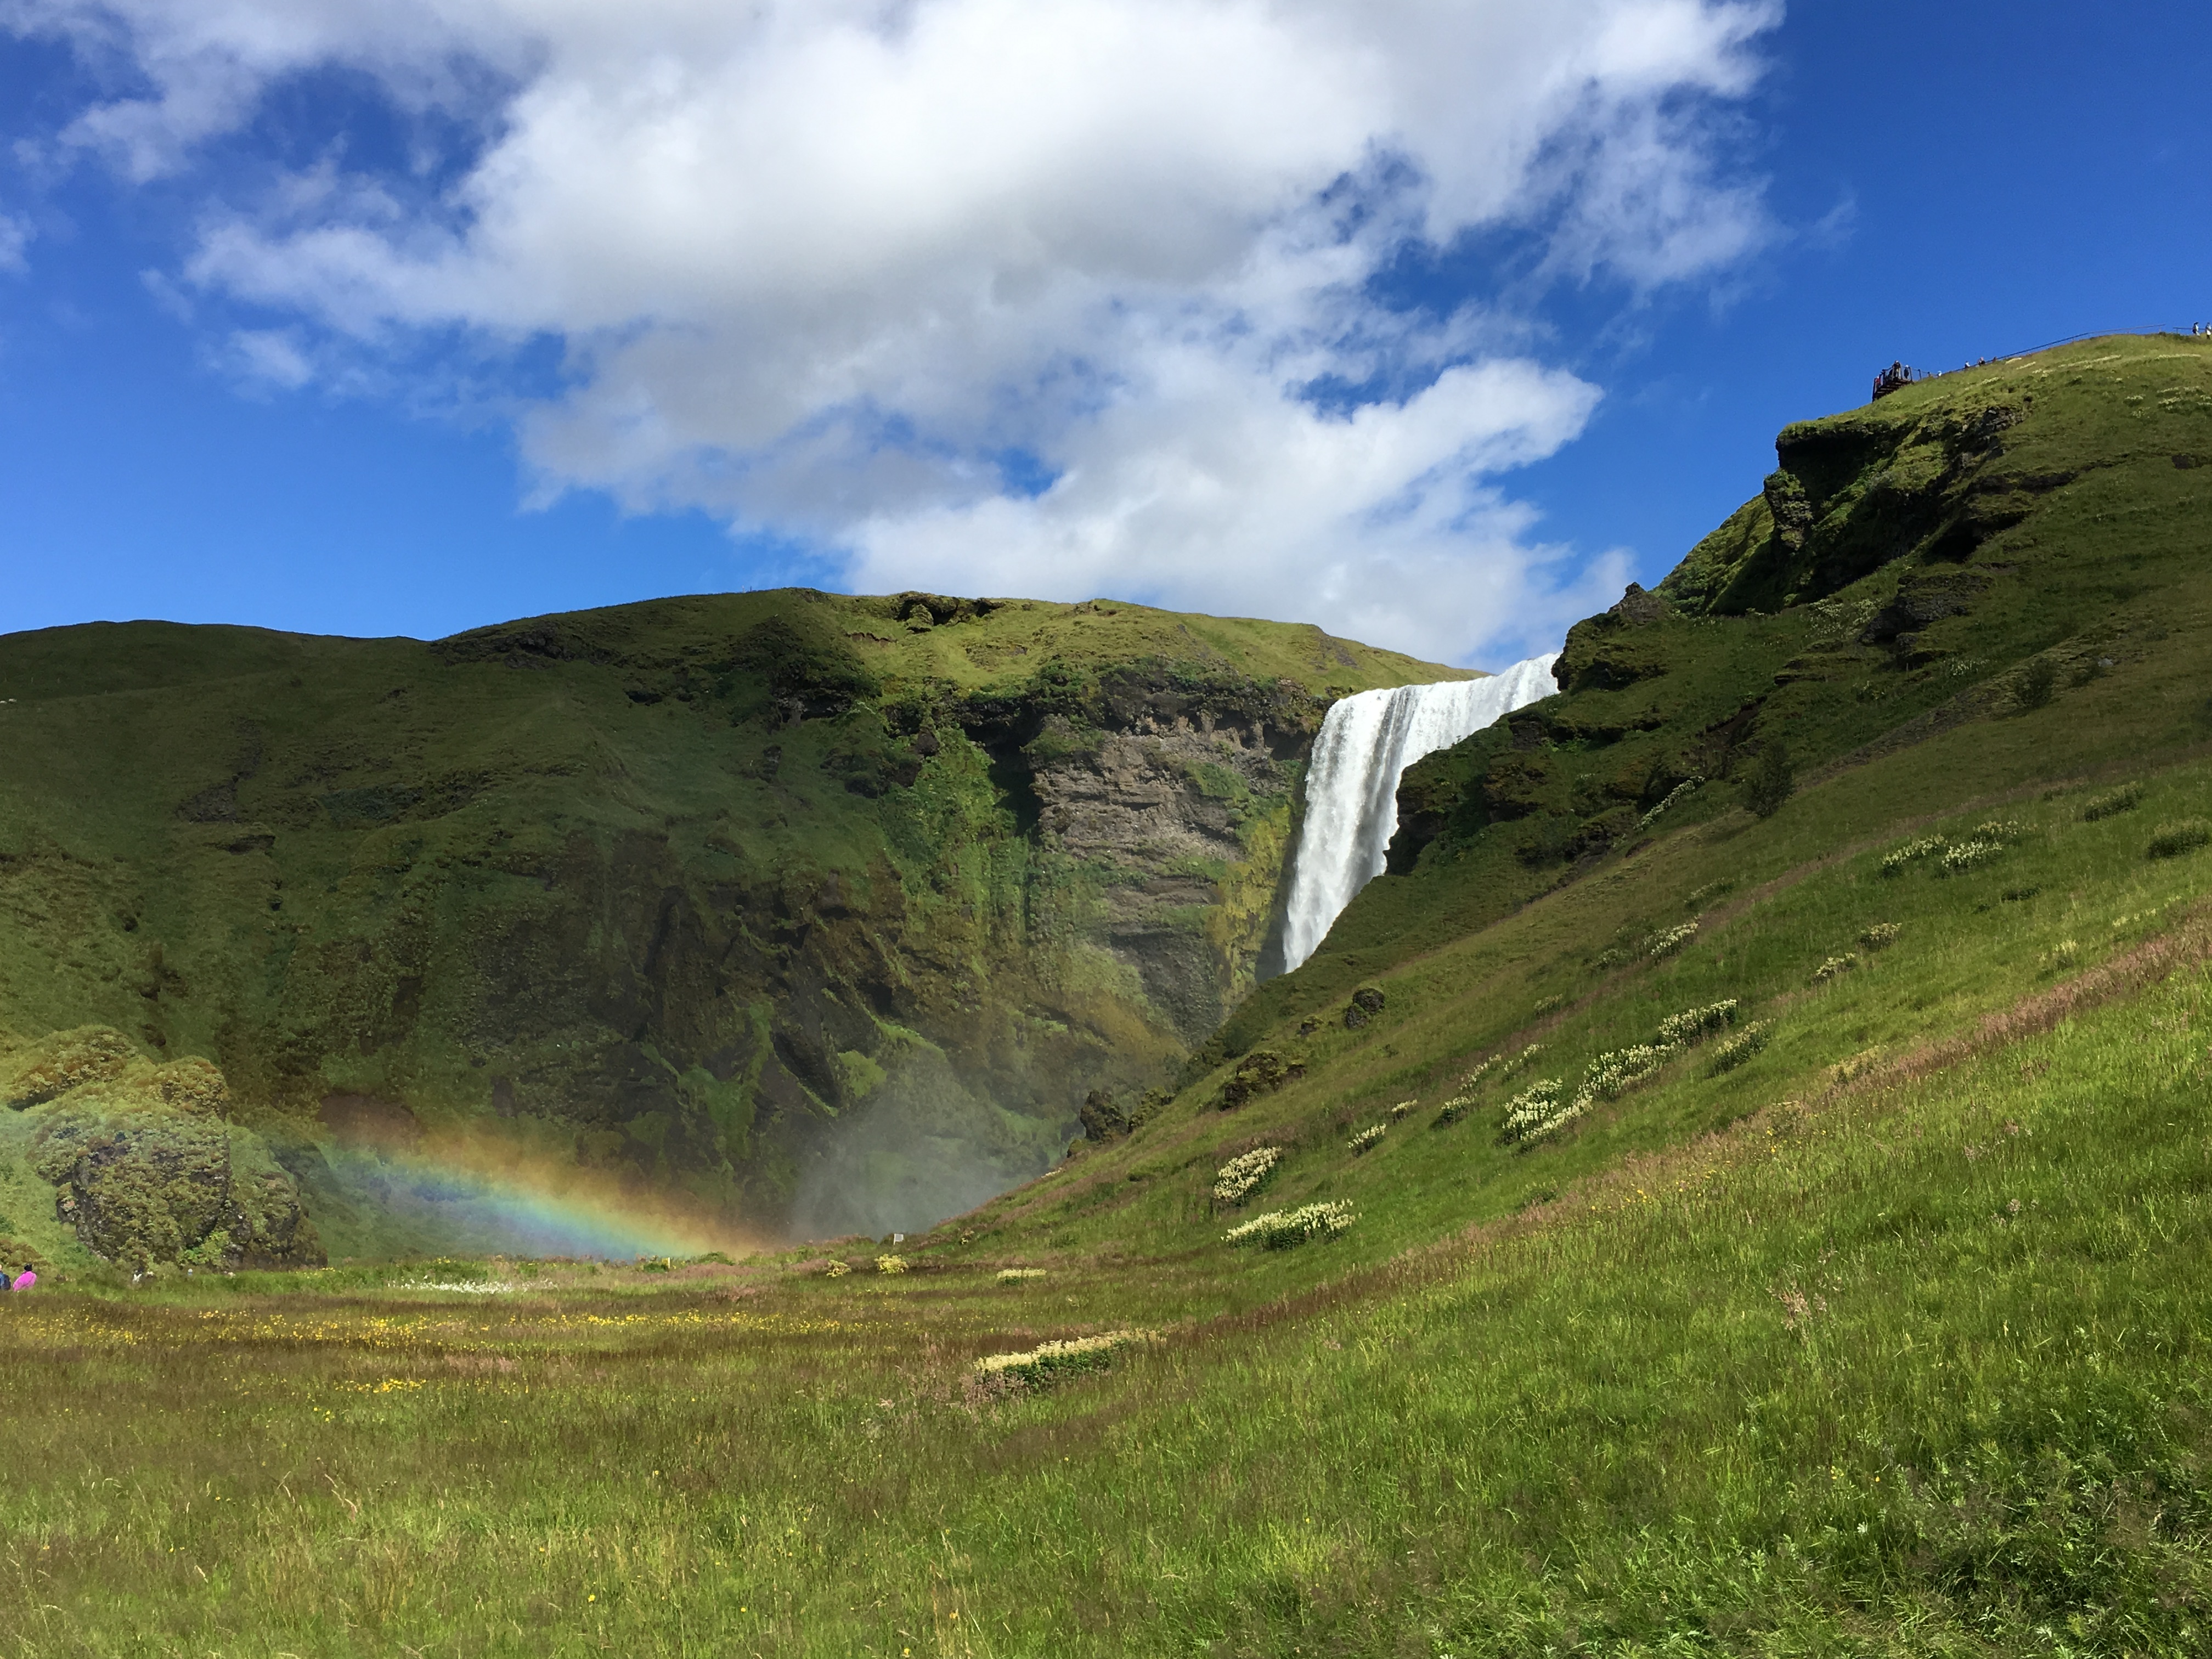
[[1881, 836, 1946, 876], [1223, 1201, 1357, 1249], [1211, 1147, 1282, 1206], [1708, 1021, 1773, 1074], [1654, 1000, 1737, 1048], [1638, 777, 1705, 829], [973, 1330, 1150, 1385], [1939, 839, 2004, 875]]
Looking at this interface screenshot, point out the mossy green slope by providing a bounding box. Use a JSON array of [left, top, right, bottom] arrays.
[[12, 338, 2212, 1655], [0, 590, 1454, 1243]]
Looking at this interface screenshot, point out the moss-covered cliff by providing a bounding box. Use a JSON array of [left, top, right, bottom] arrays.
[[0, 590, 1457, 1240]]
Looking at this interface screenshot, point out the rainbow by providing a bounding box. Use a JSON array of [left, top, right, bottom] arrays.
[[312, 1130, 753, 1261]]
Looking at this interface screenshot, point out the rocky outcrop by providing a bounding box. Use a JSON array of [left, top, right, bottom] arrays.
[[1029, 711, 1305, 1042], [0, 1026, 136, 1108], [9, 1032, 322, 1271]]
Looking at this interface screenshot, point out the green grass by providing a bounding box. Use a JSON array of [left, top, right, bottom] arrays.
[[8, 736, 2212, 1655]]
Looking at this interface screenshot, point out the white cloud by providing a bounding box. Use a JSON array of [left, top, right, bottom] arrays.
[[219, 326, 314, 390], [7, 0, 1780, 663], [0, 209, 31, 272]]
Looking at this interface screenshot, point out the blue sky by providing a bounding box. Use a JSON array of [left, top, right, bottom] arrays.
[[1, 1, 2206, 667]]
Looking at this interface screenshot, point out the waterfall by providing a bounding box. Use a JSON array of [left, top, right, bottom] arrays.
[[1275, 653, 1560, 974]]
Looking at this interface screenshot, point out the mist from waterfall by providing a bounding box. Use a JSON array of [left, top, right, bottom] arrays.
[[1276, 654, 1560, 975]]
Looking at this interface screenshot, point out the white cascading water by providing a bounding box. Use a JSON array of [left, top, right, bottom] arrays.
[[1276, 653, 1560, 974]]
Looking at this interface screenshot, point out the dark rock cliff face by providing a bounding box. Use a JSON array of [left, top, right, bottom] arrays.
[[0, 593, 1440, 1243], [1028, 689, 1310, 1043]]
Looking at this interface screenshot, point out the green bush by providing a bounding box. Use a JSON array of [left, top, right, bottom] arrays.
[[2147, 819, 2211, 859], [2081, 781, 2144, 821], [1743, 738, 1795, 819], [2012, 656, 2058, 710], [1707, 1021, 1773, 1075]]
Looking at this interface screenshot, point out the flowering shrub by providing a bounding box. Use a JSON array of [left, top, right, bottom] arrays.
[[2081, 782, 2144, 821], [1939, 839, 2005, 876], [1707, 1021, 1773, 1074], [1577, 1045, 1671, 1104], [973, 1330, 1149, 1389], [875, 1254, 909, 1275], [1437, 1055, 1513, 1124], [1499, 1044, 1545, 1077], [1503, 1002, 1746, 1136], [825, 1260, 851, 1278], [995, 1267, 1047, 1284], [2147, 819, 2211, 859], [1500, 1078, 1581, 1144], [1211, 1147, 1282, 1205], [1347, 1124, 1386, 1155], [2045, 938, 2081, 972], [1859, 921, 1902, 950], [1387, 1100, 1415, 1120], [1223, 1201, 1356, 1249], [1644, 922, 1698, 959], [1654, 1000, 1737, 1047], [1881, 837, 1946, 876], [1813, 953, 1859, 983], [1638, 777, 1705, 829]]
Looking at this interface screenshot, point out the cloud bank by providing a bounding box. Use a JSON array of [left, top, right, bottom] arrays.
[[8, 0, 1781, 663]]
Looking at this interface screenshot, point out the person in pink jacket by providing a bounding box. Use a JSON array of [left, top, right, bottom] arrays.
[[9, 1266, 33, 1291]]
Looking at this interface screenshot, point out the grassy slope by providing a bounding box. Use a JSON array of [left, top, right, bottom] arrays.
[[0, 592, 1453, 1243], [5, 337, 2212, 1652], [1218, 331, 2212, 1040]]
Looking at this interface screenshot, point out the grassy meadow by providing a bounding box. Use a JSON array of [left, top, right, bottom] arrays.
[[8, 742, 2212, 1655]]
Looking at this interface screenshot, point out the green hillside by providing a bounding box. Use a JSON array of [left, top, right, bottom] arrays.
[[966, 332, 2212, 1263], [5, 334, 2212, 1656], [0, 591, 1456, 1251]]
